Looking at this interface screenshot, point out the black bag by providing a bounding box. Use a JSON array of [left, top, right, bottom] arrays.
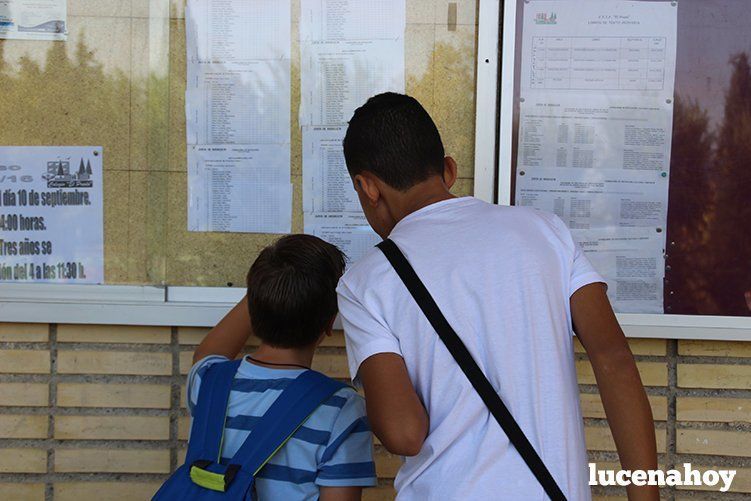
[[377, 238, 567, 501]]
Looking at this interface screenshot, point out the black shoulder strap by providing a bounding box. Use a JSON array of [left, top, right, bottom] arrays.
[[377, 239, 567, 501]]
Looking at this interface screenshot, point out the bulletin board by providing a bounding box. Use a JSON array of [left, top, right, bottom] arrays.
[[495, 0, 751, 318], [0, 0, 480, 289]]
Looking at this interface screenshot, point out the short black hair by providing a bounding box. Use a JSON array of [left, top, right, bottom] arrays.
[[343, 92, 445, 191], [246, 234, 346, 348]]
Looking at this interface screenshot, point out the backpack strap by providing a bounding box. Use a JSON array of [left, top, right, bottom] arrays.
[[377, 239, 567, 501], [227, 370, 345, 476], [186, 359, 242, 465]]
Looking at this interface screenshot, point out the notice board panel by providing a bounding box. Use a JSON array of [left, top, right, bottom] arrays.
[[499, 0, 751, 317], [0, 0, 479, 287]]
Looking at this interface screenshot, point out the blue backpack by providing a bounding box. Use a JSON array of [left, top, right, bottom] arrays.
[[153, 360, 345, 500]]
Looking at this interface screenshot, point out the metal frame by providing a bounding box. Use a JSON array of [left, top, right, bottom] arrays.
[[2, 281, 749, 339], [471, 0, 751, 339], [473, 0, 501, 203], [0, 283, 243, 327]]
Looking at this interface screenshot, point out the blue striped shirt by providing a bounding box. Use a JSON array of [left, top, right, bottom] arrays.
[[187, 355, 377, 499]]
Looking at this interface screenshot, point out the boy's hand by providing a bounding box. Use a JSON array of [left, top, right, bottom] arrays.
[[193, 296, 253, 364], [572, 283, 659, 501]]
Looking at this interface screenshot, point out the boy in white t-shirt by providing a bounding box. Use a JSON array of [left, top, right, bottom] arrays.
[[335, 93, 658, 500]]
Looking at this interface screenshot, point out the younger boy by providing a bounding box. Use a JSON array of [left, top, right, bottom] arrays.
[[188, 234, 377, 500]]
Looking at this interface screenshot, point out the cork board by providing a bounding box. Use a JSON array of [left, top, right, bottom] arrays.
[[0, 0, 479, 287]]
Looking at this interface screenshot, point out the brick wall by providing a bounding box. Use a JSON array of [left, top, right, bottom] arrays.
[[0, 322, 748, 500]]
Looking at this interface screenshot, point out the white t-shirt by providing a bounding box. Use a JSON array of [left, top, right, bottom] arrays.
[[337, 196, 604, 501]]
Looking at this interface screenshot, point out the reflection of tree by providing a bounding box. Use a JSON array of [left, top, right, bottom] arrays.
[[669, 53, 751, 315], [0, 38, 130, 146], [666, 95, 717, 313], [708, 53, 751, 315]]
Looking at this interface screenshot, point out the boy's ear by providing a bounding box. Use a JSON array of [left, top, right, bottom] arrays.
[[353, 173, 381, 207], [324, 315, 336, 337], [443, 156, 458, 189]]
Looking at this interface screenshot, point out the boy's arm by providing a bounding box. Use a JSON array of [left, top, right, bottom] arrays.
[[571, 283, 659, 501], [357, 353, 429, 456], [319, 486, 362, 501], [193, 296, 253, 364]]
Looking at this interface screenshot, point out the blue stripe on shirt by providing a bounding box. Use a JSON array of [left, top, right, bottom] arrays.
[[214, 462, 318, 484], [231, 378, 296, 393], [321, 416, 371, 463], [318, 461, 377, 480], [259, 464, 318, 484], [229, 380, 350, 409], [225, 415, 331, 445], [325, 395, 348, 408]]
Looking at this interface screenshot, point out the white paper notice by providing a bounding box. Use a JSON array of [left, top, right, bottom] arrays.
[[300, 0, 406, 41], [187, 0, 290, 62], [0, 146, 103, 283], [304, 212, 380, 264], [516, 168, 668, 230], [520, 1, 677, 98], [186, 0, 292, 233], [300, 0, 403, 263], [302, 126, 360, 214], [300, 39, 404, 127], [299, 0, 405, 126], [188, 145, 292, 234], [186, 61, 291, 145], [518, 94, 673, 173], [0, 0, 66, 41], [515, 1, 677, 312], [573, 228, 665, 313]]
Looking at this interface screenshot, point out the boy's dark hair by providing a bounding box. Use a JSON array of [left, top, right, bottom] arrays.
[[246, 234, 346, 348], [343, 92, 445, 191]]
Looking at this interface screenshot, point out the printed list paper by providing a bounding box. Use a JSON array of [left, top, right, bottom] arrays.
[[514, 0, 678, 312], [185, 0, 292, 234], [300, 0, 404, 262]]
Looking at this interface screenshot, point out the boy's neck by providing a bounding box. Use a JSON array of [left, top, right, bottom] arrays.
[[381, 183, 456, 235], [248, 343, 316, 370]]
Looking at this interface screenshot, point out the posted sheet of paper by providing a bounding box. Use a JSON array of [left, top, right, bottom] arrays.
[[0, 146, 103, 283], [300, 0, 406, 41], [187, 0, 290, 62], [299, 0, 404, 264], [300, 39, 404, 127], [186, 0, 292, 234], [188, 145, 291, 234], [518, 94, 673, 173], [0, 0, 66, 41], [302, 126, 360, 214], [520, 0, 677, 98], [573, 228, 665, 313], [186, 60, 291, 146], [515, 1, 677, 312], [304, 212, 381, 264], [516, 168, 668, 230]]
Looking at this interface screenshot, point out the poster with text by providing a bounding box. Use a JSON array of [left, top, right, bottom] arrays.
[[0, 0, 67, 41], [0, 146, 103, 283]]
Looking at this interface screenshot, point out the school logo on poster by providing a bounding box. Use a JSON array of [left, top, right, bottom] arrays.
[[534, 12, 557, 25], [44, 158, 94, 188]]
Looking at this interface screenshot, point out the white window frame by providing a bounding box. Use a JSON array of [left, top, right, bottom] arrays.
[[0, 283, 243, 327], [472, 0, 751, 340]]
